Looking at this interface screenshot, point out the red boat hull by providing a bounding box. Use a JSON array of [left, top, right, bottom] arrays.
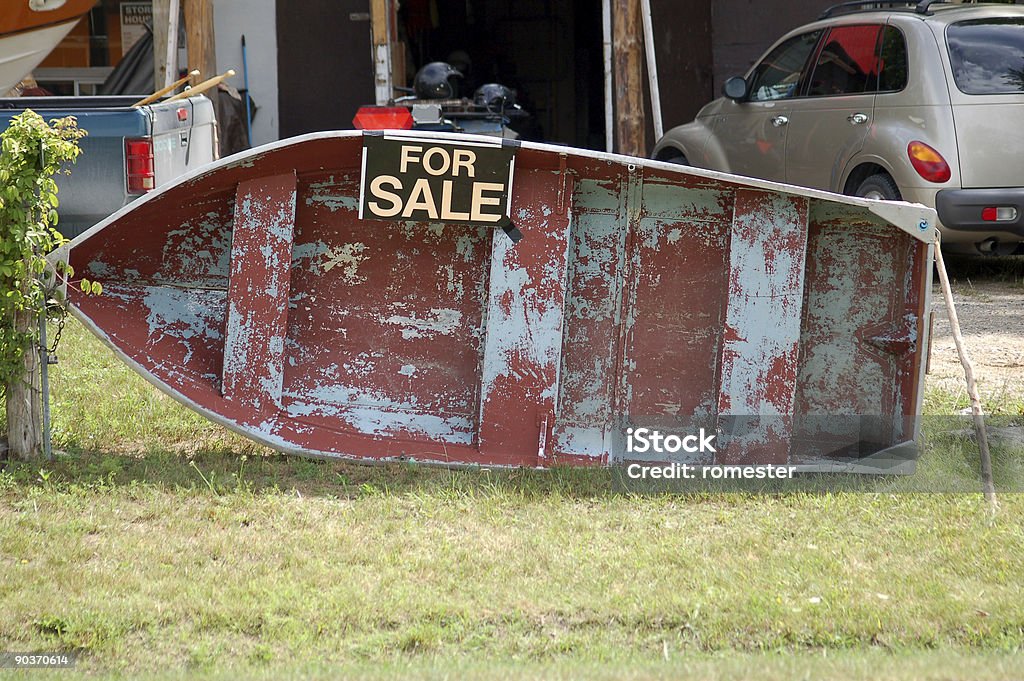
[[56, 131, 935, 469]]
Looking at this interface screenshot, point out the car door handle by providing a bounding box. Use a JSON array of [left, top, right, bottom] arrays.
[[848, 113, 869, 125], [771, 115, 789, 128]]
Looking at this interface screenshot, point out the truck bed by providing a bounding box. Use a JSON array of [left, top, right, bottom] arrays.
[[0, 95, 217, 238]]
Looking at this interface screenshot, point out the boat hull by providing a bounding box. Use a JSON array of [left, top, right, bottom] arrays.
[[0, 0, 97, 35], [0, 20, 78, 94], [0, 0, 97, 93], [55, 131, 936, 469]]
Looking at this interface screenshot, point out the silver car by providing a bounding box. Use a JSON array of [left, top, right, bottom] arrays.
[[652, 1, 1024, 254]]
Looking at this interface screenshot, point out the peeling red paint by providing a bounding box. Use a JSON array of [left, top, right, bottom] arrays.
[[222, 172, 297, 412], [54, 131, 934, 469]]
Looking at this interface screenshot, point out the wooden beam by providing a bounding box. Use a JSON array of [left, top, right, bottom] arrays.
[[5, 308, 41, 460], [222, 172, 298, 411], [370, 0, 393, 104], [602, 0, 613, 152], [717, 190, 809, 464], [613, 0, 646, 157], [640, 0, 663, 139], [389, 0, 406, 90], [152, 0, 181, 90], [183, 0, 216, 91], [152, 0, 169, 89]]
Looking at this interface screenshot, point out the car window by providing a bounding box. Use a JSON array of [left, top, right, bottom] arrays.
[[947, 18, 1024, 94], [878, 25, 908, 92], [748, 30, 822, 101], [806, 25, 883, 96]]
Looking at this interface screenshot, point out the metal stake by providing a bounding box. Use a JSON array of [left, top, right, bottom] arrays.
[[39, 311, 52, 461]]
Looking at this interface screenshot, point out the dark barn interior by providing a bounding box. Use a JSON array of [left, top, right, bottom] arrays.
[[276, 0, 837, 149]]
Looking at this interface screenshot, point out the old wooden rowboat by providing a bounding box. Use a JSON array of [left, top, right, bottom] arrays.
[[52, 130, 936, 470]]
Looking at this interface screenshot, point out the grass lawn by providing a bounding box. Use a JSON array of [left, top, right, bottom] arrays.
[[0, 316, 1022, 679]]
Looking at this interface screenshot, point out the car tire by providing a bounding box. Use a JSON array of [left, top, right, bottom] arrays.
[[855, 173, 902, 201], [658, 152, 689, 166]]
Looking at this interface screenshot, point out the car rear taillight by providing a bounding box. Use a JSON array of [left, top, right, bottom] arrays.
[[981, 206, 1018, 222], [125, 138, 155, 194], [907, 141, 951, 183], [352, 106, 414, 130]]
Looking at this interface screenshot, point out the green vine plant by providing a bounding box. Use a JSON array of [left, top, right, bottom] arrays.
[[0, 110, 95, 400]]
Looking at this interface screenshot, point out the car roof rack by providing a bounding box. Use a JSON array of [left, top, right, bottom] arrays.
[[817, 0, 960, 19]]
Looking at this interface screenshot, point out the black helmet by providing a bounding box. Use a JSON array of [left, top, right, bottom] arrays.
[[474, 83, 517, 111], [413, 62, 463, 99]]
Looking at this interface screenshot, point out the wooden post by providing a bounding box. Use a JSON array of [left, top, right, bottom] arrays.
[[152, 0, 181, 90], [602, 0, 613, 152], [640, 0, 663, 140], [613, 0, 646, 157], [934, 241, 998, 511], [5, 309, 41, 460], [389, 0, 405, 91], [183, 0, 217, 92], [370, 0, 393, 105]]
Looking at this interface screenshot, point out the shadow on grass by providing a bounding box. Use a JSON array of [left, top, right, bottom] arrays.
[[2, 429, 1019, 501], [941, 252, 1024, 286], [1, 444, 621, 500]]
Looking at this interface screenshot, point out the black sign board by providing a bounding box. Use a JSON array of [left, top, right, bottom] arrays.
[[358, 134, 517, 229]]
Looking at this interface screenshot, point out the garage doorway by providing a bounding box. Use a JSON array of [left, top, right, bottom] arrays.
[[398, 0, 605, 148], [276, 0, 376, 138]]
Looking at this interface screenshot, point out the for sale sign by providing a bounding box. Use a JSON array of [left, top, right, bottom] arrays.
[[359, 134, 516, 228]]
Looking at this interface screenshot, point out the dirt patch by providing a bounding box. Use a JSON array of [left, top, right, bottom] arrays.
[[928, 264, 1024, 404]]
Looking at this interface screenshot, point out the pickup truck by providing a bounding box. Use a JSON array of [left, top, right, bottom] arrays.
[[0, 95, 217, 238]]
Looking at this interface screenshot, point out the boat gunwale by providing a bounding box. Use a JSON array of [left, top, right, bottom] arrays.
[[50, 129, 936, 271]]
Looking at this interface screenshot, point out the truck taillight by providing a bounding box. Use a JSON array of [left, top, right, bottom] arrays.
[[125, 138, 155, 194], [352, 106, 414, 130]]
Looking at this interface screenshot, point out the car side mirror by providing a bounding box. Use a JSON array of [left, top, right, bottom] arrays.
[[722, 76, 749, 101]]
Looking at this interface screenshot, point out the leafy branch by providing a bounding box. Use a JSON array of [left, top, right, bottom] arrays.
[[0, 110, 89, 392]]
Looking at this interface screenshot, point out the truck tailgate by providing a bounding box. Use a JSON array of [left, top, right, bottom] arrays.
[[0, 95, 218, 238], [150, 97, 218, 186]]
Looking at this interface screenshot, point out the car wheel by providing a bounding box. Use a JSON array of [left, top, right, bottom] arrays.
[[855, 173, 902, 201]]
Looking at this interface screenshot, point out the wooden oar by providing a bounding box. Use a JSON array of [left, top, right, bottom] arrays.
[[167, 70, 236, 102], [132, 70, 201, 108]]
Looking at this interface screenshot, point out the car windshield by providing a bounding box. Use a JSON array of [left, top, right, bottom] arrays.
[[946, 17, 1024, 94]]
